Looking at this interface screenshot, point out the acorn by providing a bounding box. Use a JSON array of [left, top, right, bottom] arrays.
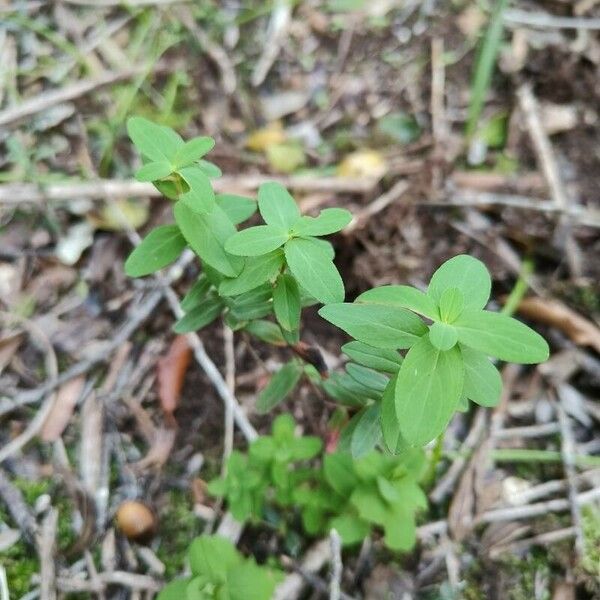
[[115, 500, 157, 544]]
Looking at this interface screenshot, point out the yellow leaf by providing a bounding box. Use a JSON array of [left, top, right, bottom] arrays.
[[245, 122, 286, 152], [266, 142, 306, 173], [337, 149, 387, 179], [88, 199, 150, 231]]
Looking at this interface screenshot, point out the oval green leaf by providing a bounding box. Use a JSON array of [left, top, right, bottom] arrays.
[[124, 224, 186, 277], [454, 309, 549, 364], [395, 336, 464, 445]]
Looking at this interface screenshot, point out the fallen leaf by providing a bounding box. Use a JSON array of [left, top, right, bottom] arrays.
[[514, 297, 600, 353], [552, 582, 575, 600], [266, 141, 306, 173], [55, 221, 95, 266], [88, 198, 149, 231], [337, 149, 387, 179], [133, 427, 176, 471], [0, 334, 23, 376], [245, 121, 286, 152], [41, 376, 86, 441], [157, 335, 192, 419]]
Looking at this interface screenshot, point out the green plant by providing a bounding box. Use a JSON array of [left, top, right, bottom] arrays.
[[319, 255, 549, 448], [124, 117, 549, 563], [207, 414, 322, 521], [208, 415, 427, 552], [158, 534, 281, 600]]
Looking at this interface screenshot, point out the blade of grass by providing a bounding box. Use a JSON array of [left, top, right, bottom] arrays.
[[466, 0, 509, 139], [501, 257, 533, 316]]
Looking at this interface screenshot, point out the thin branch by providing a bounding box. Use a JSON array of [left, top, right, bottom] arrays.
[[0, 69, 144, 128], [504, 8, 600, 30], [0, 175, 374, 207], [556, 399, 585, 556], [329, 529, 343, 600]]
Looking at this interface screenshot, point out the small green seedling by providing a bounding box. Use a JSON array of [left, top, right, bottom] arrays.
[[208, 416, 427, 552], [208, 415, 322, 521], [158, 534, 281, 600]]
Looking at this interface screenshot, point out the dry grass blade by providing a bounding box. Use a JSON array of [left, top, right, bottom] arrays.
[[515, 297, 600, 353], [40, 376, 86, 442]]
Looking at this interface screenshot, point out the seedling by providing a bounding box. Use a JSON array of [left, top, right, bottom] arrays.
[[158, 534, 281, 600], [208, 416, 428, 552]]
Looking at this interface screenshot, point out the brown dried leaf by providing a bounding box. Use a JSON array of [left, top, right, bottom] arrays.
[[133, 427, 176, 472], [552, 582, 575, 600], [157, 335, 192, 419], [0, 334, 23, 376], [515, 297, 600, 353], [40, 376, 86, 442]]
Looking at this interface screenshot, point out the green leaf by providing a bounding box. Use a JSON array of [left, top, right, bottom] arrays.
[[460, 345, 502, 407], [395, 336, 464, 445], [173, 296, 223, 333], [322, 374, 365, 407], [188, 535, 240, 582], [438, 287, 465, 323], [454, 309, 550, 363], [350, 484, 388, 525], [256, 361, 303, 413], [173, 136, 215, 168], [284, 237, 344, 304], [127, 116, 182, 162], [342, 341, 403, 374], [225, 225, 289, 257], [329, 513, 370, 546], [318, 303, 427, 350], [157, 578, 192, 600], [257, 181, 300, 228], [227, 561, 280, 600], [178, 167, 215, 214], [216, 194, 257, 225], [219, 251, 283, 296], [197, 159, 222, 179], [303, 236, 335, 260], [357, 285, 439, 320], [383, 508, 416, 551], [124, 224, 186, 277], [290, 436, 322, 460], [244, 320, 286, 345], [135, 161, 172, 182], [351, 404, 382, 458], [323, 453, 358, 496], [181, 275, 211, 311], [227, 560, 278, 600], [346, 363, 389, 393], [292, 208, 352, 236], [273, 274, 301, 331], [428, 322, 458, 351], [428, 255, 491, 311], [174, 202, 243, 277], [381, 376, 406, 454]]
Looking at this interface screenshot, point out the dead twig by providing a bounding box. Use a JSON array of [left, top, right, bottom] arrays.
[[0, 174, 375, 207], [555, 398, 585, 556], [251, 0, 292, 86], [504, 8, 600, 30], [344, 180, 410, 235], [430, 408, 487, 504], [439, 190, 600, 228], [329, 529, 343, 600], [516, 83, 580, 275], [38, 508, 58, 600], [0, 69, 145, 128], [0, 468, 38, 542]]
